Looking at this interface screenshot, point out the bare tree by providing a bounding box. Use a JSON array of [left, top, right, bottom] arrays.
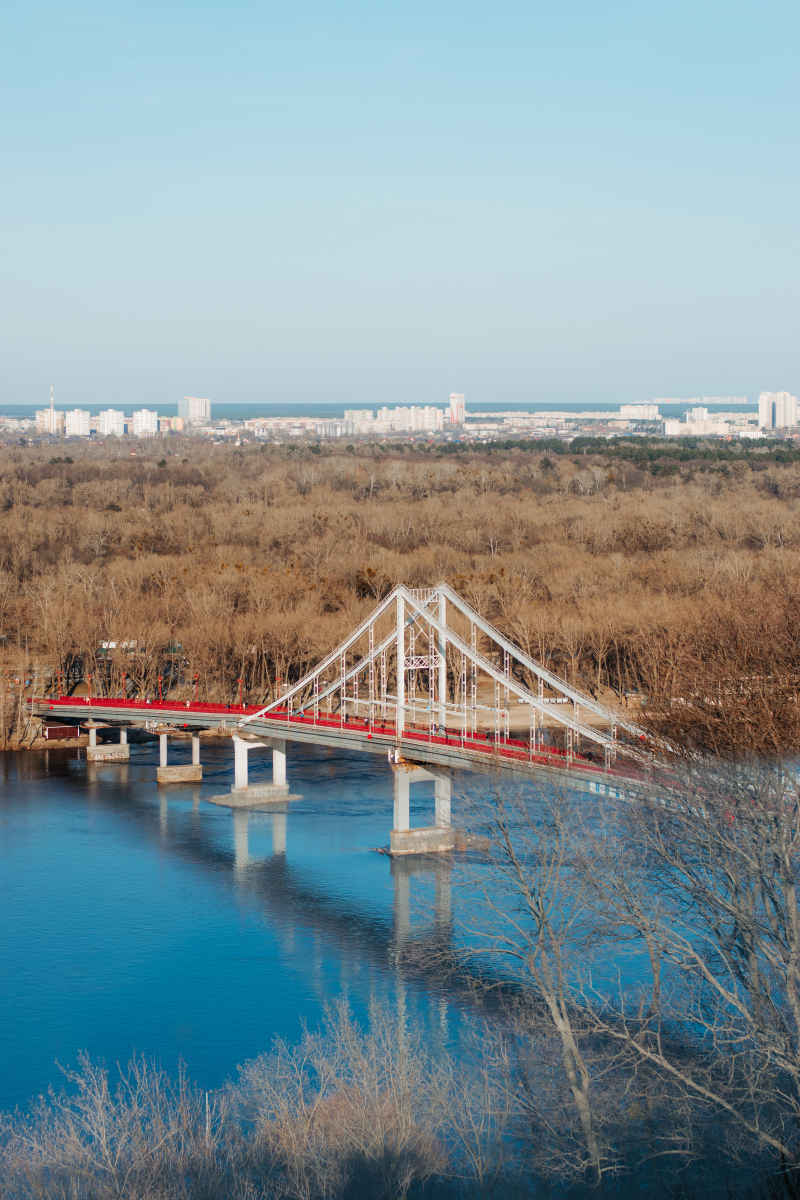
[[578, 758, 800, 1166], [456, 774, 614, 1183], [0, 1052, 240, 1200], [233, 1000, 451, 1200]]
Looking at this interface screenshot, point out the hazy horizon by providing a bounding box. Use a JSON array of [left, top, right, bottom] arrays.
[[0, 399, 759, 421]]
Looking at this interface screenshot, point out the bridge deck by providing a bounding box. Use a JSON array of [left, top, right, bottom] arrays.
[[34, 697, 645, 791]]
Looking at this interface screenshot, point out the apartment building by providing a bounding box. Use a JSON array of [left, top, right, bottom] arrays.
[[64, 409, 91, 437]]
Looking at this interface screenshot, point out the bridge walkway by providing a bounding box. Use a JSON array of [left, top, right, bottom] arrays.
[[37, 695, 646, 795]]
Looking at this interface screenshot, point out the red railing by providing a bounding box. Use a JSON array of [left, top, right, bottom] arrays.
[[37, 697, 642, 784]]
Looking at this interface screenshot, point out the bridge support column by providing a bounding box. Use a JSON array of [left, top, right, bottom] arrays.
[[435, 775, 451, 827], [192, 734, 200, 766], [209, 735, 291, 807], [272, 742, 286, 787], [390, 764, 454, 855], [157, 729, 202, 784], [394, 771, 410, 832], [234, 735, 249, 789]]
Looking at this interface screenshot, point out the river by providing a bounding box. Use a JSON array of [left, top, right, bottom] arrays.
[[0, 739, 454, 1113]]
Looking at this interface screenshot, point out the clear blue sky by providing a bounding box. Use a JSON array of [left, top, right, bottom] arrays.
[[1, 0, 797, 410]]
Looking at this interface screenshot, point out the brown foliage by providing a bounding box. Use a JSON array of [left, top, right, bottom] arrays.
[[1, 440, 799, 753]]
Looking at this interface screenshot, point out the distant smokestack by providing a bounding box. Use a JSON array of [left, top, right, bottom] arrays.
[[50, 385, 54, 412]]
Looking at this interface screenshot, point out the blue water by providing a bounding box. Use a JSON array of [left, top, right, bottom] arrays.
[[0, 741, 453, 1112]]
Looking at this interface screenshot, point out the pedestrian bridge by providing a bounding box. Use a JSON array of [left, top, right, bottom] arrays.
[[34, 582, 649, 852]]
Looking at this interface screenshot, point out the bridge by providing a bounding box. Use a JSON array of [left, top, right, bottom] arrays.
[[33, 583, 649, 852]]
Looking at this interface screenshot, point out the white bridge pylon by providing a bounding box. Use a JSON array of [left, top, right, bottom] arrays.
[[241, 583, 645, 759]]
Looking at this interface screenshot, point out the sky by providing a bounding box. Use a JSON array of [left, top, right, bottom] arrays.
[[1, 0, 798, 410]]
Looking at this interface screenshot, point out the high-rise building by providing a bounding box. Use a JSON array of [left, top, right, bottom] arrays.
[[64, 409, 91, 437], [318, 420, 354, 438], [179, 396, 211, 424], [35, 407, 65, 435], [391, 406, 444, 433], [35, 386, 65, 435], [132, 409, 159, 437], [449, 393, 465, 424], [620, 404, 660, 420], [158, 416, 185, 432], [759, 391, 798, 430], [96, 409, 125, 437]]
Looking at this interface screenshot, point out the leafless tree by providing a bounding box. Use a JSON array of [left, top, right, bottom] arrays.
[[0, 1052, 242, 1200], [454, 761, 800, 1185], [577, 757, 800, 1167], [455, 773, 618, 1183], [232, 1000, 454, 1200]]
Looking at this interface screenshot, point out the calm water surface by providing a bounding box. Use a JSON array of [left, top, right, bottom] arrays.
[[0, 740, 454, 1112]]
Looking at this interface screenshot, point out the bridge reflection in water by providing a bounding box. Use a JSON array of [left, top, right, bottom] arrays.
[[131, 745, 460, 989]]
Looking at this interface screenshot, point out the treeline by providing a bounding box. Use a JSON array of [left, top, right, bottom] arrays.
[[449, 431, 800, 469], [2, 439, 800, 753]]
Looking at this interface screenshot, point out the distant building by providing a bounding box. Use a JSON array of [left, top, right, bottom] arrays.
[[64, 409, 91, 437], [96, 409, 125, 437], [759, 391, 798, 430], [449, 393, 465, 424], [35, 407, 64, 435], [158, 416, 185, 432], [132, 409, 159, 437], [663, 417, 729, 437], [685, 407, 709, 423], [319, 420, 355, 438], [620, 404, 659, 420], [344, 409, 375, 423], [179, 396, 211, 424], [392, 406, 444, 433]]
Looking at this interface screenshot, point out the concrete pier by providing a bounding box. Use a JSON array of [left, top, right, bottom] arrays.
[[390, 763, 454, 854], [86, 723, 131, 762], [208, 735, 292, 807], [157, 730, 203, 783]]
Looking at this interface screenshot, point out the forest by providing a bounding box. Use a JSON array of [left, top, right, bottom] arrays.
[[2, 435, 800, 754]]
